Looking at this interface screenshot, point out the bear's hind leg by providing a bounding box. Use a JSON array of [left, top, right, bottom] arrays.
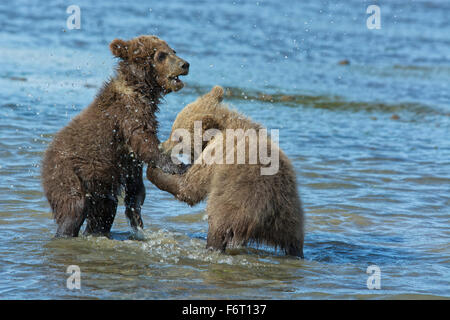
[[54, 196, 87, 237], [206, 229, 228, 252], [43, 165, 87, 237], [285, 243, 304, 259], [206, 217, 234, 253], [83, 196, 118, 236]]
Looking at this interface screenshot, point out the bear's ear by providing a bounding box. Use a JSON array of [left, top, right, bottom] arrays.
[[199, 86, 224, 105], [110, 39, 129, 59], [210, 86, 224, 103]]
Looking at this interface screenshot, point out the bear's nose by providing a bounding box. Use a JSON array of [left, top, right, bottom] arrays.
[[181, 61, 189, 71]]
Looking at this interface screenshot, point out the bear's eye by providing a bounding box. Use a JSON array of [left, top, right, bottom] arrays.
[[157, 52, 168, 62]]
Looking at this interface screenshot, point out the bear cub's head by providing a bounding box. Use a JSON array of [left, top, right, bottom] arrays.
[[160, 86, 225, 162], [110, 35, 189, 93]]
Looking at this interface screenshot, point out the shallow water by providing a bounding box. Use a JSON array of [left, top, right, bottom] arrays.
[[0, 0, 449, 299]]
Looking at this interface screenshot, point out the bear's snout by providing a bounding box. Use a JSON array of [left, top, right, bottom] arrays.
[[180, 61, 190, 74]]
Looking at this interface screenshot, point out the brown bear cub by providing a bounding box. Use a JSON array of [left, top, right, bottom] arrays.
[[42, 35, 189, 237], [147, 86, 304, 257]]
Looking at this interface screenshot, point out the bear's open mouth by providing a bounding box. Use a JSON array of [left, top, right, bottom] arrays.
[[169, 76, 182, 83], [167, 68, 188, 90], [168, 73, 188, 88], [168, 68, 188, 83]]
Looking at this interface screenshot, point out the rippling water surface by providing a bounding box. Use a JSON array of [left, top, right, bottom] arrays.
[[0, 0, 449, 299]]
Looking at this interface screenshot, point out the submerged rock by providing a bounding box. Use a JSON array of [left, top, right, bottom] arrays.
[[9, 76, 27, 82]]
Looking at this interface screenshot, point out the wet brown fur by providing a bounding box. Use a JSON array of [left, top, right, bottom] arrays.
[[147, 86, 304, 257], [41, 35, 189, 237]]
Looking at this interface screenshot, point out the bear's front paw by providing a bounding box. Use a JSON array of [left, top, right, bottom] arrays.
[[161, 161, 190, 175], [146, 166, 161, 182]]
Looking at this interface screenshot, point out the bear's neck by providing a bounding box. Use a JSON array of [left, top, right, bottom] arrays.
[[114, 62, 163, 108], [217, 107, 261, 131]]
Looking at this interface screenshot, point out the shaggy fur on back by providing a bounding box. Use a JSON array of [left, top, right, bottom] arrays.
[[42, 35, 189, 237]]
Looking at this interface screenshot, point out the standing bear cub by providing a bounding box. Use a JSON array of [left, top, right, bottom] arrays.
[[42, 35, 189, 237], [147, 86, 305, 257]]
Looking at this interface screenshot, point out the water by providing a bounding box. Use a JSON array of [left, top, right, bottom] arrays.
[[0, 0, 449, 299]]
